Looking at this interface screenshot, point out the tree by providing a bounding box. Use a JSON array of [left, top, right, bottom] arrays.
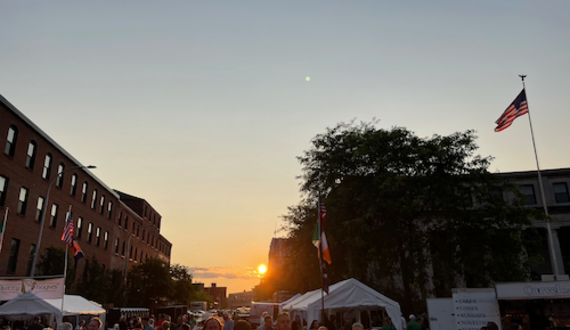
[[170, 264, 195, 305], [37, 246, 76, 288], [127, 258, 172, 307], [75, 256, 109, 303], [280, 121, 544, 313]]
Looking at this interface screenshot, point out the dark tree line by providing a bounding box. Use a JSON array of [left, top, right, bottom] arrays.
[[258, 121, 546, 314]]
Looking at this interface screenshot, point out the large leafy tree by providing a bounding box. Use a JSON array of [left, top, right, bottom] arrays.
[[281, 121, 544, 313]]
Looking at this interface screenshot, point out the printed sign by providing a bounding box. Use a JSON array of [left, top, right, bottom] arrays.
[[495, 281, 570, 300], [0, 278, 65, 300], [452, 289, 502, 330]]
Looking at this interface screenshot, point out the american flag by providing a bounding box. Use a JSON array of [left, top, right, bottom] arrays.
[[495, 89, 529, 132], [320, 201, 327, 220], [61, 210, 74, 247]]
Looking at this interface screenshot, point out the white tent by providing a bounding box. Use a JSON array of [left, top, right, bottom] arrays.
[[45, 295, 106, 328], [279, 293, 302, 312], [0, 293, 61, 321], [288, 279, 403, 330]]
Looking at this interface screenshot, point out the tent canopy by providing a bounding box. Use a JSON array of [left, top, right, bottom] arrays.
[[45, 295, 105, 316], [0, 293, 61, 320], [286, 278, 403, 330]]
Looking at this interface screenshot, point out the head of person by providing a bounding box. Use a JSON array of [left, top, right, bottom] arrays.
[[317, 327, 327, 330], [203, 317, 223, 330], [486, 322, 499, 330], [88, 318, 102, 330], [114, 324, 120, 330], [162, 321, 171, 330], [275, 313, 291, 330], [80, 321, 86, 327], [143, 318, 150, 326], [351, 323, 363, 330], [150, 320, 155, 326], [294, 316, 301, 325], [60, 323, 73, 330], [33, 317, 42, 324], [182, 325, 191, 330], [310, 321, 319, 329], [264, 317, 272, 327], [234, 320, 251, 330]]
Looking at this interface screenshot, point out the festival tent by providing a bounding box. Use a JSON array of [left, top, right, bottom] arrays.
[[45, 295, 106, 327], [0, 293, 61, 320], [279, 293, 302, 312], [288, 278, 403, 330]]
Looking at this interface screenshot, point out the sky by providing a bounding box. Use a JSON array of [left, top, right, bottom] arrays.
[[1, 1, 570, 294]]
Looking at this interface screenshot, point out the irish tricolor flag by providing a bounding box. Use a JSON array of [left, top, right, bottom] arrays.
[[312, 200, 332, 264]]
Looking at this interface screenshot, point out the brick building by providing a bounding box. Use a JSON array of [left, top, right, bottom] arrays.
[[0, 94, 171, 281], [205, 283, 227, 309]]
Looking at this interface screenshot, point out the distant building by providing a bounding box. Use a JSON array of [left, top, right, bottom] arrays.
[[205, 283, 227, 309], [0, 93, 172, 281], [228, 290, 254, 310]]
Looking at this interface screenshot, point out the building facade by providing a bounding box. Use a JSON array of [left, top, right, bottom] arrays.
[[0, 94, 171, 281]]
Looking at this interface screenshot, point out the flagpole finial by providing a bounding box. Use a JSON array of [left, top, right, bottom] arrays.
[[519, 74, 527, 82]]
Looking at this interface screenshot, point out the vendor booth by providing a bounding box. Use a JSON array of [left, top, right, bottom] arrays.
[[45, 295, 106, 328], [283, 278, 403, 330]]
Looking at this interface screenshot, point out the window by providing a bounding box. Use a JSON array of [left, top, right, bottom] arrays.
[[99, 195, 105, 214], [87, 223, 93, 243], [4, 126, 18, 157], [107, 201, 113, 219], [104, 231, 109, 250], [134, 248, 138, 261], [25, 141, 37, 169], [122, 242, 126, 256], [49, 204, 58, 228], [91, 189, 97, 209], [26, 244, 36, 276], [70, 174, 77, 196], [0, 176, 7, 207], [42, 153, 52, 180], [132, 221, 135, 233], [124, 216, 129, 230], [76, 217, 83, 238], [7, 239, 20, 273], [521, 184, 537, 205], [96, 227, 101, 246], [56, 164, 65, 188], [554, 183, 570, 203], [81, 182, 88, 203], [17, 187, 29, 215], [118, 211, 122, 226], [115, 238, 120, 254], [35, 196, 44, 221], [140, 250, 143, 262], [142, 229, 145, 242], [129, 246, 133, 259]]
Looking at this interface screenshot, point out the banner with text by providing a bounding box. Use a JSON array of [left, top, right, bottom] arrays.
[[452, 289, 502, 330], [0, 278, 65, 300]]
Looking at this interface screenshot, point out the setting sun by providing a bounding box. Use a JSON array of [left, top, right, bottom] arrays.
[[258, 264, 267, 274]]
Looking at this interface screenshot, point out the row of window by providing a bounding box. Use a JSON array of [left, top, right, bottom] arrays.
[[113, 237, 152, 263], [116, 210, 168, 254], [521, 182, 570, 205], [3, 126, 115, 219]]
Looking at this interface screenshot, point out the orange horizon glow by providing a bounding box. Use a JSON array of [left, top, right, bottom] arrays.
[[258, 264, 267, 275]]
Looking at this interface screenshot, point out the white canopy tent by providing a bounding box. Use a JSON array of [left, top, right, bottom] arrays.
[[279, 293, 302, 312], [286, 279, 403, 330], [45, 295, 106, 327], [0, 293, 61, 321]]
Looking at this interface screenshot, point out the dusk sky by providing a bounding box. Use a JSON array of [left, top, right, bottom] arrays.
[[1, 1, 569, 293]]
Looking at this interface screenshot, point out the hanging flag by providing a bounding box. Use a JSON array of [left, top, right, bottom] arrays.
[[495, 89, 529, 132], [0, 208, 8, 254], [61, 209, 74, 247], [71, 238, 84, 261], [312, 200, 332, 264]]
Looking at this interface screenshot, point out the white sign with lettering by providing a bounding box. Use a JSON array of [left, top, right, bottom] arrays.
[[495, 281, 570, 300], [452, 289, 502, 330], [0, 278, 65, 300]]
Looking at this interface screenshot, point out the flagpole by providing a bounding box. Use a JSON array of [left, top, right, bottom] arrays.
[[317, 194, 325, 324], [60, 205, 72, 326], [0, 208, 9, 254], [520, 75, 561, 278]]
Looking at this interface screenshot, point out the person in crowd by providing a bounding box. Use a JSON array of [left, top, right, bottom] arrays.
[[509, 324, 522, 330], [224, 314, 235, 330], [203, 318, 223, 330], [317, 327, 328, 330], [351, 322, 363, 330], [192, 318, 203, 330], [87, 318, 103, 330], [157, 315, 165, 328], [161, 321, 171, 330], [309, 321, 319, 330], [143, 317, 154, 330], [381, 318, 396, 330], [181, 325, 191, 330], [291, 316, 301, 330], [119, 316, 128, 330], [343, 314, 353, 330], [234, 320, 252, 330], [28, 317, 45, 330], [75, 321, 86, 330], [275, 313, 292, 330], [406, 315, 421, 330], [258, 316, 273, 330], [60, 323, 73, 330], [260, 313, 269, 329]]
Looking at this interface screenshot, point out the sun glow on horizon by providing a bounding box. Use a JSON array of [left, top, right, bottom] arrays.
[[258, 264, 267, 275]]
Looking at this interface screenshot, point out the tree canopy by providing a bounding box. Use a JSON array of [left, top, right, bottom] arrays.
[[277, 121, 544, 313]]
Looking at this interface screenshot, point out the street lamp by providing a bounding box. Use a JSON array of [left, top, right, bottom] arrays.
[[30, 165, 97, 278], [124, 223, 154, 287]]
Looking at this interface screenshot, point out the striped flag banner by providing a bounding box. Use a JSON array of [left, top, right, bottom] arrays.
[[312, 200, 332, 264], [61, 209, 74, 247], [495, 89, 529, 132]]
